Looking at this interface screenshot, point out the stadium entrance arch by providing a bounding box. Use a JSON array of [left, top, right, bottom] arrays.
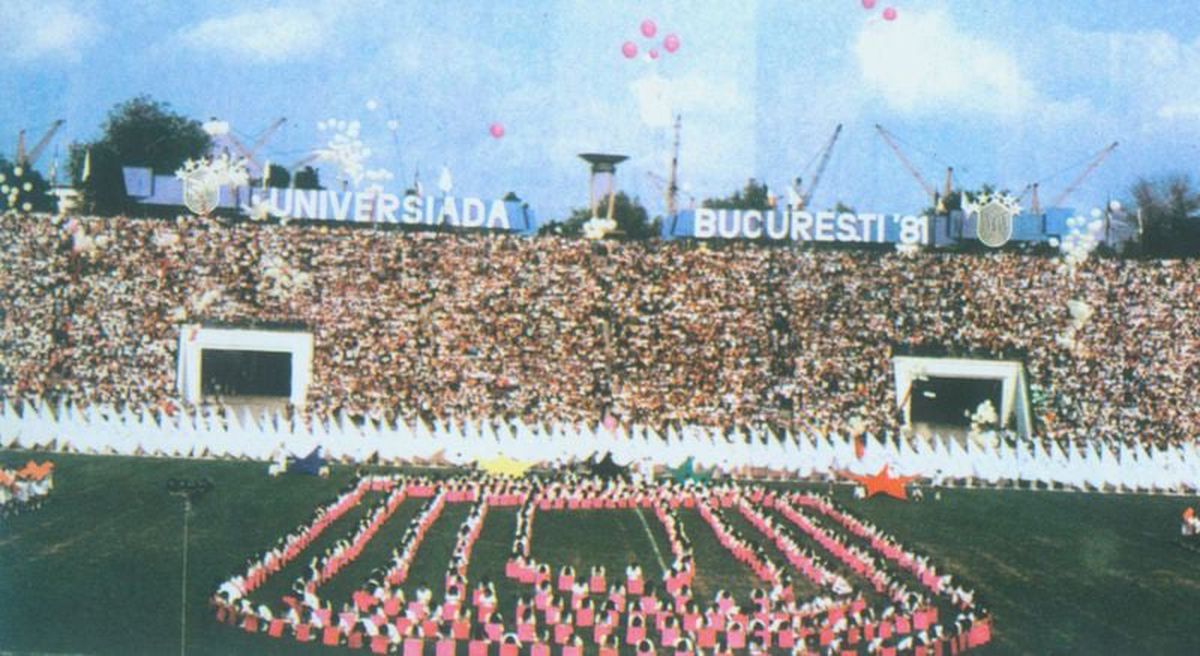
[[177, 325, 313, 408], [893, 356, 1032, 438]]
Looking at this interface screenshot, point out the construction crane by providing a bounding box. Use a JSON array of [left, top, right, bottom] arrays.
[[248, 117, 287, 157], [874, 124, 957, 212], [1052, 142, 1118, 209], [1019, 182, 1043, 215], [646, 171, 695, 208], [1017, 141, 1118, 214], [793, 124, 843, 211], [14, 119, 65, 168], [289, 152, 320, 171], [208, 117, 287, 177]]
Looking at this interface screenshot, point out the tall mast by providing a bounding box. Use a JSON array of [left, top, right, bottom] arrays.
[[666, 114, 681, 220]]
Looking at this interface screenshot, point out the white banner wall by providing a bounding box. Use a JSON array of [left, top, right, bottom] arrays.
[[1, 399, 1197, 494]]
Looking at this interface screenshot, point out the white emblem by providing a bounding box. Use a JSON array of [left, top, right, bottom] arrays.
[[182, 177, 220, 216], [966, 192, 1020, 248]]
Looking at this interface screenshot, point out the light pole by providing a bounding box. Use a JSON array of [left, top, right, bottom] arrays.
[[166, 478, 214, 656]]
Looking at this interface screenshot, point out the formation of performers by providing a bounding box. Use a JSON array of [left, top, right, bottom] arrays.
[[1182, 507, 1200, 538], [0, 460, 54, 517], [213, 470, 991, 654]]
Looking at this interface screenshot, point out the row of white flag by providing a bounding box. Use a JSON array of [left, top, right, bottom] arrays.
[[1, 399, 1196, 493]]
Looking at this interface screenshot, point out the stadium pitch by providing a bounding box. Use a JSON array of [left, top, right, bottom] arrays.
[[0, 450, 1197, 655]]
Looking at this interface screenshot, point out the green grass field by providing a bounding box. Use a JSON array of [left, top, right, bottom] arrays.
[[1, 450, 1199, 655]]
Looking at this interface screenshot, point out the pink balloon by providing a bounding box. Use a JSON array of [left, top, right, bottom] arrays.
[[663, 33, 680, 53], [621, 41, 638, 59], [862, 0, 877, 9], [489, 122, 505, 139], [640, 19, 657, 38], [883, 6, 897, 20], [649, 48, 660, 60]]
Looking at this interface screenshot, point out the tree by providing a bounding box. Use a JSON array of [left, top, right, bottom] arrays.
[[67, 96, 211, 215], [0, 156, 54, 213], [66, 143, 129, 215], [1131, 175, 1200, 257], [560, 192, 659, 239], [292, 166, 321, 190], [703, 178, 773, 211], [93, 96, 210, 173], [264, 163, 290, 188]]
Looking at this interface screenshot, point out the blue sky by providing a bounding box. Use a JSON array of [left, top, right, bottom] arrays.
[[2, 0, 1199, 219]]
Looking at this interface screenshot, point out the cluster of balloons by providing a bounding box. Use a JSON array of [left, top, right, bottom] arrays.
[[622, 19, 681, 60], [1054, 209, 1103, 346], [315, 118, 393, 188], [862, 0, 899, 21], [1057, 210, 1106, 267]]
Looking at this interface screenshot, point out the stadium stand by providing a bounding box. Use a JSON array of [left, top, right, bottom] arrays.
[[1, 213, 1197, 447]]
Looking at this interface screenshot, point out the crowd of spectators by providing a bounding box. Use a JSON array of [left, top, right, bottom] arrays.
[[1, 213, 1196, 446]]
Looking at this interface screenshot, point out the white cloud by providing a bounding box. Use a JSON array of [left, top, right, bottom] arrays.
[[1158, 102, 1200, 121], [0, 1, 99, 62], [385, 32, 512, 90], [1038, 25, 1200, 132], [628, 72, 744, 129], [854, 10, 1036, 117], [630, 74, 673, 128], [180, 7, 327, 63], [669, 73, 746, 116]]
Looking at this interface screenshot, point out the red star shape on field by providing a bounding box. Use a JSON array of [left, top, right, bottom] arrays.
[[845, 465, 918, 501]]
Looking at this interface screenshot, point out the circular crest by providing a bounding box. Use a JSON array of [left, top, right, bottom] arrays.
[[976, 200, 1015, 248], [183, 177, 220, 216]]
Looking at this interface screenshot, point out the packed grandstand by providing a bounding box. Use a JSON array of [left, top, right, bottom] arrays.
[[1, 212, 1195, 448]]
